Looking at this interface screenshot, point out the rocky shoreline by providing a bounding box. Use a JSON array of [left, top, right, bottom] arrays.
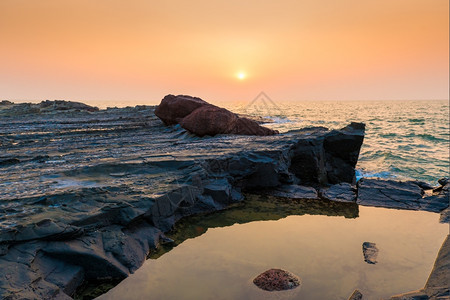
[[0, 99, 448, 299]]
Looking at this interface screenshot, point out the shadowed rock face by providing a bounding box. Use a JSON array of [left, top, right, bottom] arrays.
[[154, 94, 278, 136]]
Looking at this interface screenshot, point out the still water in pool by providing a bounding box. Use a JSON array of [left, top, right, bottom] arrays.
[[98, 196, 447, 300]]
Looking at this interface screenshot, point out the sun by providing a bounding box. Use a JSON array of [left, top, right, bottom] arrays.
[[237, 72, 246, 80]]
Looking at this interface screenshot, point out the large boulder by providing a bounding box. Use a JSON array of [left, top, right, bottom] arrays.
[[154, 94, 208, 125], [180, 106, 238, 136], [154, 94, 278, 136]]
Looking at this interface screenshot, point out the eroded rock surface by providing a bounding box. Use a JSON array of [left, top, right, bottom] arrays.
[[253, 268, 301, 291]]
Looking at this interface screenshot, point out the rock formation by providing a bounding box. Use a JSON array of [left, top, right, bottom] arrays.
[[0, 99, 448, 300], [362, 242, 379, 264], [154, 94, 278, 136], [253, 269, 301, 291]]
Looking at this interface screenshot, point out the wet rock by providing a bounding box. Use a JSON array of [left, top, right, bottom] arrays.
[[423, 234, 449, 298], [389, 290, 429, 300], [42, 233, 130, 280], [320, 182, 356, 202], [438, 177, 449, 186], [155, 94, 278, 136], [439, 208, 450, 223], [357, 179, 423, 210], [362, 242, 379, 264], [0, 219, 83, 244], [324, 123, 366, 184], [0, 158, 20, 166], [348, 289, 363, 300], [272, 185, 318, 199], [253, 268, 301, 291], [289, 123, 365, 185], [32, 253, 84, 296]]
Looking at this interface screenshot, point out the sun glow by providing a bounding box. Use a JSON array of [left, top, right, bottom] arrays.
[[237, 72, 246, 80]]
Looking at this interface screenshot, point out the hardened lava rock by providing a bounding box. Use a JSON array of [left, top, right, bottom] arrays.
[[253, 268, 301, 291]]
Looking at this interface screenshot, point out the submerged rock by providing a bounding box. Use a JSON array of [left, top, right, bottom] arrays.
[[155, 94, 278, 136], [348, 289, 363, 300], [362, 242, 379, 264], [253, 268, 301, 291]]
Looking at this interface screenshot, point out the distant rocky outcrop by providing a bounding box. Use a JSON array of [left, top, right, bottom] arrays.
[[154, 94, 278, 136], [0, 100, 98, 116]]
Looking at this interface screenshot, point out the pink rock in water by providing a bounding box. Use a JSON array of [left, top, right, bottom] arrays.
[[253, 268, 301, 291]]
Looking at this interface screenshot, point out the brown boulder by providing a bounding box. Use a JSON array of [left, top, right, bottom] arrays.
[[180, 106, 238, 137], [155, 94, 279, 136], [154, 94, 208, 125], [253, 268, 301, 291]]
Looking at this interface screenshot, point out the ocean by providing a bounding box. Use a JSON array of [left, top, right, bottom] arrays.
[[228, 99, 449, 184]]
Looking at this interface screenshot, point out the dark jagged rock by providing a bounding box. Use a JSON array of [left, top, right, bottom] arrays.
[[438, 177, 449, 186], [362, 242, 379, 264], [320, 182, 356, 202], [154, 94, 278, 136], [289, 123, 365, 185], [357, 179, 449, 213], [253, 269, 301, 291]]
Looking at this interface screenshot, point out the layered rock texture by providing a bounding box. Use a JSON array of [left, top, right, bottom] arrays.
[[0, 98, 448, 299], [154, 94, 278, 136]]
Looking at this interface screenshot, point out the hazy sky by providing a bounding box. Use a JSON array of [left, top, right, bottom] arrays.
[[0, 0, 448, 105]]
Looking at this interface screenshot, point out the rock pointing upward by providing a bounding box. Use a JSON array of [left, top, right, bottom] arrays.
[[155, 94, 279, 136]]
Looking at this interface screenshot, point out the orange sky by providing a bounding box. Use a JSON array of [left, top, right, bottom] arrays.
[[0, 0, 448, 105]]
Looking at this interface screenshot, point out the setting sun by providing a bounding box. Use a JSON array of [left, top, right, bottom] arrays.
[[237, 72, 246, 80]]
